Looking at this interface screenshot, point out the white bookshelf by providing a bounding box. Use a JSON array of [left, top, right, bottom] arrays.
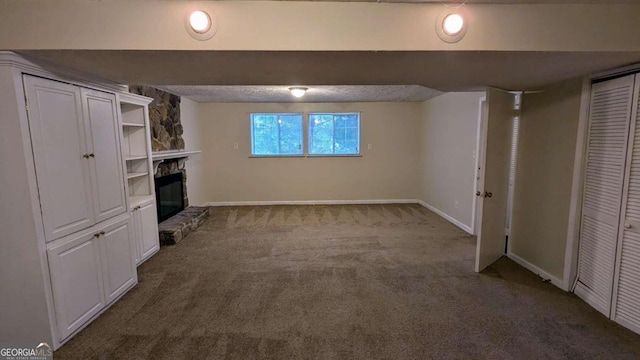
[[119, 93, 154, 208]]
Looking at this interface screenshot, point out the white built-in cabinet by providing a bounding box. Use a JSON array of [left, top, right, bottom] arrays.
[[0, 54, 162, 350], [576, 73, 640, 335], [47, 214, 135, 340], [24, 76, 127, 242], [119, 93, 160, 265]]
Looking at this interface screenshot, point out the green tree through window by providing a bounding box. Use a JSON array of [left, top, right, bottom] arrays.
[[309, 113, 360, 155], [251, 113, 303, 155]]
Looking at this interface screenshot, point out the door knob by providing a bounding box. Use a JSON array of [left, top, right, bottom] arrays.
[[484, 191, 493, 198], [476, 191, 482, 197], [625, 223, 632, 229]]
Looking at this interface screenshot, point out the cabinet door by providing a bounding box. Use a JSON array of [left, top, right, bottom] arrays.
[[47, 232, 105, 341], [23, 75, 95, 241], [82, 88, 127, 223], [99, 217, 137, 304], [139, 201, 160, 262]]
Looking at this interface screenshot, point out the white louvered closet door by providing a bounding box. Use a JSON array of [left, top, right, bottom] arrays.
[[575, 74, 636, 316], [611, 74, 640, 333]]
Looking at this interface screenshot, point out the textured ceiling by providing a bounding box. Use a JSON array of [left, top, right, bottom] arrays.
[[158, 85, 442, 103]]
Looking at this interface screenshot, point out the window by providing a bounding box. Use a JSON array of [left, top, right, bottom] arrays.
[[250, 113, 303, 156], [308, 112, 360, 155]]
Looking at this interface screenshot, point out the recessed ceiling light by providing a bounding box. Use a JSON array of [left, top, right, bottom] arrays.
[[289, 87, 308, 98], [184, 8, 218, 41], [436, 10, 468, 43], [189, 11, 211, 34], [443, 13, 464, 36]]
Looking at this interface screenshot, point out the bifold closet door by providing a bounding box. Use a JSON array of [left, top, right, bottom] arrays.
[[612, 74, 640, 334], [575, 74, 635, 316]]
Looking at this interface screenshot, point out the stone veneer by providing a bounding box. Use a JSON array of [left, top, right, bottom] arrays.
[[158, 207, 210, 245], [129, 85, 185, 152]]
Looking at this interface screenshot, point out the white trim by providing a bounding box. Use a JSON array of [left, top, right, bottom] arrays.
[[508, 251, 564, 289], [471, 96, 486, 236], [417, 200, 473, 234], [563, 76, 592, 292], [205, 199, 419, 206]]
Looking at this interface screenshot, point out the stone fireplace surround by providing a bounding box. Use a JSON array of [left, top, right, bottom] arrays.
[[130, 85, 208, 245]]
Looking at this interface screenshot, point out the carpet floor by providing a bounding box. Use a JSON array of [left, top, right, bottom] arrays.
[[55, 204, 640, 359]]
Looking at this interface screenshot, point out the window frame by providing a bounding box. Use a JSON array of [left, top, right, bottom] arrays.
[[307, 112, 361, 157], [249, 112, 304, 157]]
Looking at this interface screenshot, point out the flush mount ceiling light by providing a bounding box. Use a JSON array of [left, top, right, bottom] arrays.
[[436, 9, 468, 43], [185, 9, 218, 41], [289, 87, 308, 98]]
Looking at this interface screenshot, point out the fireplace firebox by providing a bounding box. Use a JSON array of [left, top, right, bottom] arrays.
[[155, 172, 185, 223]]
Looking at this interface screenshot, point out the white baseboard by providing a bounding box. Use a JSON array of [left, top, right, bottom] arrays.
[[508, 251, 565, 290], [417, 200, 473, 234], [204, 199, 419, 207]]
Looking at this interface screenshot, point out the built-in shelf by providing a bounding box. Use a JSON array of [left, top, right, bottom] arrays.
[[129, 195, 155, 208], [122, 122, 145, 127], [126, 172, 149, 180], [126, 155, 148, 161]]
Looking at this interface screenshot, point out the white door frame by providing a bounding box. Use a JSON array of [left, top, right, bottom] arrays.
[[564, 63, 640, 292], [471, 96, 486, 235]]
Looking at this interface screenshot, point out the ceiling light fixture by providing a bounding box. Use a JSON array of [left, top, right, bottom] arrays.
[[436, 9, 468, 43], [185, 8, 218, 41], [443, 13, 464, 36], [289, 87, 308, 98], [189, 11, 211, 34]]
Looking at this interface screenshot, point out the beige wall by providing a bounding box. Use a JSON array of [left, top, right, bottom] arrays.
[[198, 102, 421, 203], [180, 97, 206, 206], [419, 92, 485, 231], [509, 78, 583, 281]]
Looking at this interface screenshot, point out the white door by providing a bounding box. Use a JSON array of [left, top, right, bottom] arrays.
[[100, 216, 137, 304], [611, 74, 640, 332], [139, 201, 160, 262], [475, 88, 515, 272], [23, 75, 95, 241], [575, 75, 636, 316], [47, 232, 105, 341], [82, 88, 127, 223]]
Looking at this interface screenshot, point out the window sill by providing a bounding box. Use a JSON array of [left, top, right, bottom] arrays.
[[305, 154, 362, 158], [248, 154, 362, 158], [249, 154, 305, 158]]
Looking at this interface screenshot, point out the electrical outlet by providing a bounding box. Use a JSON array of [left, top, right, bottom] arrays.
[[233, 142, 238, 149]]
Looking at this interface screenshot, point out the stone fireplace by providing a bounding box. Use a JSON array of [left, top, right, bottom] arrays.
[[130, 85, 208, 245]]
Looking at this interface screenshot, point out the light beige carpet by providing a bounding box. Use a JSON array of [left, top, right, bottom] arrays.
[[55, 204, 640, 359]]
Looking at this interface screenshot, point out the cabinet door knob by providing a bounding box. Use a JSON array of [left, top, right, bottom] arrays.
[[94, 233, 100, 238], [89, 153, 95, 157], [100, 230, 105, 235], [624, 223, 632, 230], [83, 154, 90, 159]]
